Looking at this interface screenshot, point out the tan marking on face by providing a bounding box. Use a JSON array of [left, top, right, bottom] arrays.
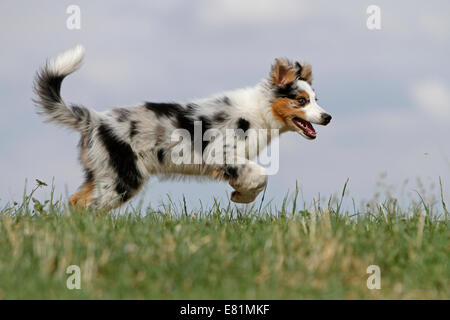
[[271, 59, 297, 86], [271, 97, 306, 126], [296, 90, 310, 101], [69, 181, 94, 208]]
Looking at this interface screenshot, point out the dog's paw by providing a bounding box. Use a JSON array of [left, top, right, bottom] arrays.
[[231, 191, 257, 204]]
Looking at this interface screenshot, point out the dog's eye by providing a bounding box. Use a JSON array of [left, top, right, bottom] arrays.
[[298, 97, 307, 106]]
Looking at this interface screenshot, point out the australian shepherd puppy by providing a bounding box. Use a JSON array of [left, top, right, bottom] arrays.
[[34, 45, 332, 210]]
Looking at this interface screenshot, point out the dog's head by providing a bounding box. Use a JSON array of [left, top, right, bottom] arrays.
[[270, 58, 331, 140]]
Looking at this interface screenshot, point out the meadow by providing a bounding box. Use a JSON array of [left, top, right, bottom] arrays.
[[0, 180, 448, 299]]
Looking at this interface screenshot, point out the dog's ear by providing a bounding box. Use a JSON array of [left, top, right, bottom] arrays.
[[295, 61, 313, 85], [271, 58, 296, 87]]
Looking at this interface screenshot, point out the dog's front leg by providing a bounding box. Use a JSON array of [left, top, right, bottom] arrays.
[[222, 159, 268, 204]]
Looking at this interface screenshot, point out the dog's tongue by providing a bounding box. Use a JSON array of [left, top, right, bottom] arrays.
[[299, 119, 315, 137], [304, 122, 316, 136], [293, 117, 316, 138]]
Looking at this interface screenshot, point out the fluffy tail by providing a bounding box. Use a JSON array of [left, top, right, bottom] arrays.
[[33, 45, 93, 131]]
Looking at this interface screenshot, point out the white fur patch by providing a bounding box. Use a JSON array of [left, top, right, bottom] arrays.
[[48, 44, 85, 76]]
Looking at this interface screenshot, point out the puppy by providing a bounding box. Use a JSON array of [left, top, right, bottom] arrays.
[[34, 45, 331, 209]]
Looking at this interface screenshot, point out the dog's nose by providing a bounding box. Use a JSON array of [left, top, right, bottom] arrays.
[[321, 113, 332, 125]]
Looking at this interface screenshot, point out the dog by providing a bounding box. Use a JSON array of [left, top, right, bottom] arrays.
[[33, 45, 332, 210]]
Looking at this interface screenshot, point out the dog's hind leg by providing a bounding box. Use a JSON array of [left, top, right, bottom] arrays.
[[87, 176, 146, 210], [69, 181, 94, 208]]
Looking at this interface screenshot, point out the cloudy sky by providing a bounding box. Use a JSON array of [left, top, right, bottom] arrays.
[[0, 0, 449, 210]]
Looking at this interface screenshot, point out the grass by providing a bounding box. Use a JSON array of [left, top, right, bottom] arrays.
[[0, 180, 448, 299]]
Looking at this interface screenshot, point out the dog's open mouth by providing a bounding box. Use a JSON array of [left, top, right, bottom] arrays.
[[292, 117, 316, 139]]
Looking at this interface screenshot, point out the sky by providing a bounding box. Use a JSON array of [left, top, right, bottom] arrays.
[[0, 0, 449, 211]]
